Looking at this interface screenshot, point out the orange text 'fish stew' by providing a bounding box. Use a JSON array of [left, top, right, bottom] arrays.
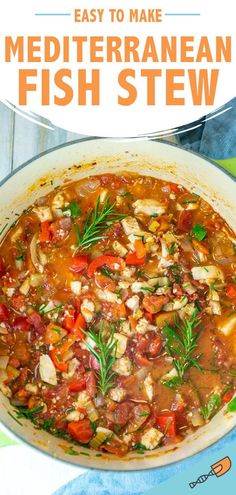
[[0, 173, 236, 456]]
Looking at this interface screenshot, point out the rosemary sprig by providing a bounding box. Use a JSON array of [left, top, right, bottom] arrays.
[[163, 309, 203, 381], [83, 323, 118, 396], [74, 195, 126, 251]]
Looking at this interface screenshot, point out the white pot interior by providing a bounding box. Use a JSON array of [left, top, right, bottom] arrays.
[[0, 138, 235, 470]]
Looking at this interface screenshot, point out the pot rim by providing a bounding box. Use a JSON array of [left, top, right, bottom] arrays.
[[1, 136, 236, 189], [0, 136, 236, 470]]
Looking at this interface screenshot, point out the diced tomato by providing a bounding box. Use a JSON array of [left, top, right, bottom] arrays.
[[226, 284, 236, 299], [148, 335, 162, 358], [50, 348, 68, 372], [68, 377, 87, 393], [27, 311, 43, 330], [62, 308, 76, 331], [0, 303, 9, 322], [10, 294, 26, 311], [134, 239, 146, 259], [94, 273, 116, 291], [101, 302, 127, 320], [70, 255, 88, 273], [86, 371, 97, 398], [67, 419, 94, 443], [134, 353, 151, 367], [126, 252, 146, 265], [39, 221, 51, 243], [88, 255, 125, 277], [177, 211, 193, 232], [45, 322, 67, 345], [156, 411, 176, 437], [142, 295, 169, 314], [50, 218, 72, 242], [70, 313, 86, 340], [223, 389, 234, 404], [114, 401, 133, 426], [13, 316, 31, 332], [136, 335, 150, 354]]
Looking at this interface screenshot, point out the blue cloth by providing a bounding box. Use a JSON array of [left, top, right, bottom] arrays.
[[54, 98, 236, 495], [178, 97, 236, 160], [54, 429, 236, 495]]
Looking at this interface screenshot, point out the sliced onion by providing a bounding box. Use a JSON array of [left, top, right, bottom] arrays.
[[30, 233, 43, 273], [180, 238, 193, 253], [94, 394, 105, 408], [75, 178, 100, 197], [190, 408, 204, 427]]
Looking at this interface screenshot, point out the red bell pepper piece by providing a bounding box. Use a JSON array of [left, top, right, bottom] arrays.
[[39, 221, 51, 242], [126, 252, 146, 265], [87, 255, 125, 277], [156, 411, 176, 436], [63, 308, 76, 331], [70, 313, 86, 340], [67, 419, 94, 443], [143, 295, 169, 314], [68, 377, 87, 393], [50, 348, 68, 372]]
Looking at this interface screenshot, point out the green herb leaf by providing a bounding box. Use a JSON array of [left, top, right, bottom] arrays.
[[132, 443, 146, 451], [192, 224, 207, 241], [65, 448, 79, 456], [201, 393, 221, 420], [15, 405, 43, 422], [63, 201, 81, 219], [139, 411, 150, 417], [0, 224, 8, 236], [227, 396, 236, 412]]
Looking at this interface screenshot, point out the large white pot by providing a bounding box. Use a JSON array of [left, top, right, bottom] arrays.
[[0, 138, 235, 470]]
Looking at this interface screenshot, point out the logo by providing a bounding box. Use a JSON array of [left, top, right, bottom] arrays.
[[189, 456, 232, 489]]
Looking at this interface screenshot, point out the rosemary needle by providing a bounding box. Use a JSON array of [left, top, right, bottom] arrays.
[[74, 195, 126, 251], [163, 309, 203, 381], [82, 323, 118, 396]]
